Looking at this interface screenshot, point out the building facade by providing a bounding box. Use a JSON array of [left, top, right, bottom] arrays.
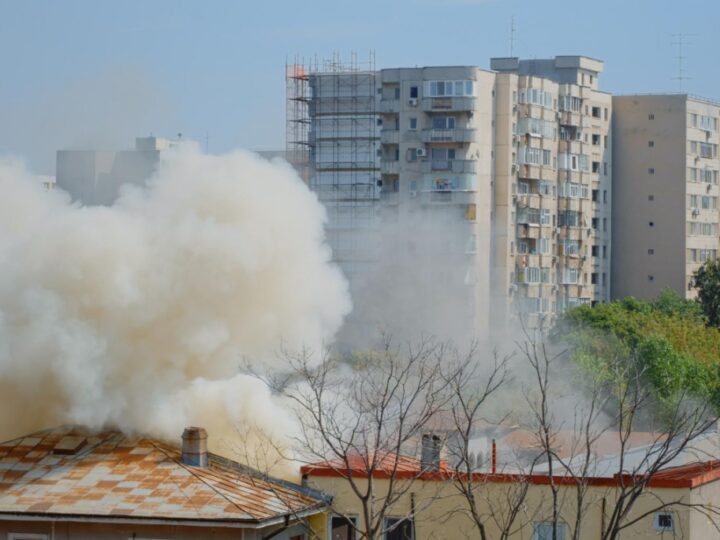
[[287, 56, 613, 337], [56, 136, 180, 206], [612, 94, 720, 300]]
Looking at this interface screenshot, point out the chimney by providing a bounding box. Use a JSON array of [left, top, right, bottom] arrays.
[[181, 427, 208, 467], [421, 433, 442, 471]]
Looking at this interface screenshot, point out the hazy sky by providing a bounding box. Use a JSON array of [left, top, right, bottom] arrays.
[[1, 0, 718, 174]]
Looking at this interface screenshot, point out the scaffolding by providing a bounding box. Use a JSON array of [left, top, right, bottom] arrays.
[[286, 52, 380, 277]]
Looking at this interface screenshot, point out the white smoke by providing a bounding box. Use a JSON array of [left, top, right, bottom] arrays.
[[0, 146, 351, 454]]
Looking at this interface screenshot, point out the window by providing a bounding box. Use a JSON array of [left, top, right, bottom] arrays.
[[432, 116, 456, 130], [649, 113, 655, 120], [592, 106, 601, 118], [592, 161, 600, 173], [591, 245, 599, 257], [558, 153, 589, 171], [700, 142, 716, 159], [653, 512, 674, 532], [604, 107, 608, 120], [558, 95, 581, 112], [649, 221, 654, 227], [559, 182, 589, 199], [409, 118, 417, 130], [394, 87, 400, 99], [407, 148, 418, 162], [648, 140, 654, 147], [409, 86, 418, 99], [648, 194, 654, 201], [592, 134, 601, 145], [540, 209, 551, 225], [648, 248, 654, 255], [332, 516, 357, 540], [385, 518, 413, 540], [518, 117, 556, 138], [519, 88, 553, 108], [558, 210, 581, 227], [649, 275, 654, 282], [425, 80, 474, 97], [648, 168, 655, 175]]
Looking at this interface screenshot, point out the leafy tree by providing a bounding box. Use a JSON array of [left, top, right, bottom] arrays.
[[693, 259, 720, 327]]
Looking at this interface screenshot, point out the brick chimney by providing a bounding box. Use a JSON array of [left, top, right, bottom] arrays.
[[181, 427, 208, 467], [421, 433, 442, 471]]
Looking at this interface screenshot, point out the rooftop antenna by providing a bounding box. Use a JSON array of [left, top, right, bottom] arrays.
[[509, 15, 517, 57], [671, 33, 696, 92]]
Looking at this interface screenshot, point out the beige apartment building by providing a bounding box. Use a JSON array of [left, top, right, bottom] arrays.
[[613, 94, 720, 300], [287, 56, 613, 338]]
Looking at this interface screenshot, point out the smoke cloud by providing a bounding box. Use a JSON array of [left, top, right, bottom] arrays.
[[0, 146, 351, 454]]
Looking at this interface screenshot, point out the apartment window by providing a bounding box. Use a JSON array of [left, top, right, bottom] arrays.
[[648, 168, 655, 175], [603, 217, 607, 231], [394, 87, 401, 99], [409, 86, 418, 99], [538, 237, 551, 254], [432, 116, 456, 130], [604, 107, 608, 120], [591, 245, 599, 257], [648, 275, 655, 282], [649, 221, 655, 227], [591, 272, 598, 285], [592, 106, 601, 118], [558, 210, 581, 227], [649, 113, 655, 120], [540, 209, 551, 225], [604, 135, 608, 148], [690, 113, 698, 128], [603, 245, 607, 258], [690, 168, 698, 182], [407, 148, 418, 162], [592, 217, 599, 229], [700, 142, 716, 159], [425, 80, 474, 97], [648, 140, 654, 148], [602, 272, 607, 286], [384, 517, 413, 540], [518, 88, 553, 108], [409, 118, 418, 130], [558, 95, 581, 112], [592, 161, 600, 173], [592, 189, 599, 202], [592, 134, 601, 145], [691, 141, 698, 154], [377, 117, 383, 126], [648, 194, 654, 201]]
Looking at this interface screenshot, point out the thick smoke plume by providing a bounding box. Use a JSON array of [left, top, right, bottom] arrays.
[[0, 146, 351, 452]]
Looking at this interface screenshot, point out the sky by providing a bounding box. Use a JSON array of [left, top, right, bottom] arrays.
[[1, 0, 719, 174]]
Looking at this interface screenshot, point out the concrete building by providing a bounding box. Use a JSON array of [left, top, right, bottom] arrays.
[[613, 94, 720, 300], [56, 136, 180, 206], [491, 56, 613, 326], [287, 56, 613, 337]]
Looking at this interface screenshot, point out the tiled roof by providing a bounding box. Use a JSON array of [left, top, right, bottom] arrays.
[[0, 426, 324, 525], [301, 452, 450, 480]]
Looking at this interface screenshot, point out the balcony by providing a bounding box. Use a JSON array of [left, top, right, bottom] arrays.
[[380, 130, 400, 144], [423, 173, 476, 192], [422, 96, 477, 112], [381, 161, 401, 174], [422, 159, 477, 174], [380, 99, 399, 113], [419, 191, 476, 205], [421, 129, 476, 143]]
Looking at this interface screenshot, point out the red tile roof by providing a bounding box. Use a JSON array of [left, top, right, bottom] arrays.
[[0, 426, 325, 526], [301, 452, 450, 480]]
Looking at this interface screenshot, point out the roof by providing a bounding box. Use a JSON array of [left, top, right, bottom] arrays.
[[303, 444, 720, 490], [301, 452, 450, 481], [0, 426, 325, 527]]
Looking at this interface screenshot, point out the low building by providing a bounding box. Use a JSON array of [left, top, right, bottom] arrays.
[[0, 426, 327, 539], [302, 439, 720, 539]]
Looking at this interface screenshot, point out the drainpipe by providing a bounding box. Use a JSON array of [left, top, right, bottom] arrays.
[[491, 439, 497, 474]]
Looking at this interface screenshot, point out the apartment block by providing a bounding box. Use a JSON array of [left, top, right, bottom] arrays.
[[492, 56, 613, 326], [56, 136, 180, 206], [613, 95, 720, 300], [287, 56, 613, 337]]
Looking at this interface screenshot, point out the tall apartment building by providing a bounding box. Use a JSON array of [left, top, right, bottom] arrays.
[[613, 95, 720, 300], [56, 136, 180, 206], [287, 56, 613, 337], [491, 57, 613, 326]]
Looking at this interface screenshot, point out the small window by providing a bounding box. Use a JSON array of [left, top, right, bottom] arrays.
[[409, 118, 418, 130], [648, 248, 655, 255], [649, 113, 655, 120], [332, 516, 357, 540], [648, 168, 655, 175], [648, 140, 655, 147], [648, 194, 654, 201], [393, 87, 400, 99], [648, 275, 655, 282], [384, 517, 414, 540], [649, 221, 655, 227], [409, 86, 418, 98], [654, 512, 674, 532], [533, 522, 566, 540]]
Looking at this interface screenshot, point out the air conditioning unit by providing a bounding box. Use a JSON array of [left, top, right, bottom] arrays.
[[416, 148, 427, 158], [692, 207, 700, 216], [408, 98, 418, 107], [409, 190, 418, 198]]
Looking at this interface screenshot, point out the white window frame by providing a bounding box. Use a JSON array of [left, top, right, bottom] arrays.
[[653, 512, 674, 532]]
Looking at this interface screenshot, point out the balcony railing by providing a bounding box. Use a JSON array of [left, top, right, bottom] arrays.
[[421, 129, 476, 143], [381, 161, 401, 174], [422, 97, 477, 111], [422, 159, 477, 174], [380, 130, 400, 144], [379, 99, 399, 113]]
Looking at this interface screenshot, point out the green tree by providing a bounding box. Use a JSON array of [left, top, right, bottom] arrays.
[[693, 259, 720, 327]]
